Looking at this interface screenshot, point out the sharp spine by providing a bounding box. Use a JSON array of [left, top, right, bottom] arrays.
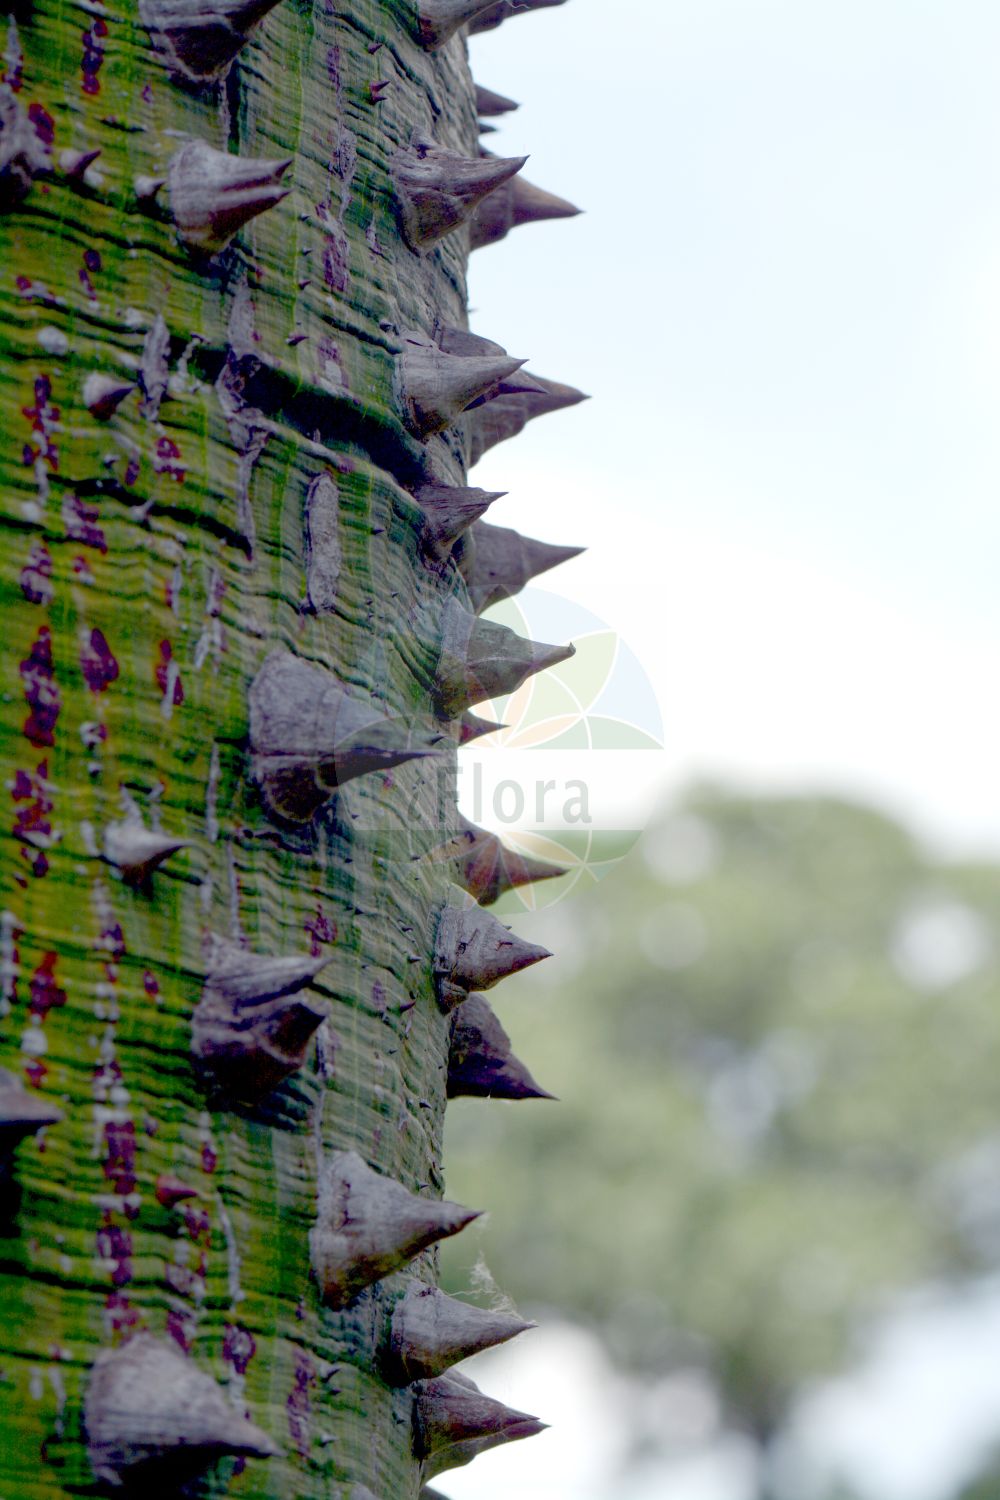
[[468, 0, 567, 32], [0, 1068, 62, 1153], [103, 818, 191, 887], [155, 1174, 200, 1207], [168, 140, 291, 255], [0, 85, 50, 209], [415, 0, 506, 48], [413, 482, 505, 556], [433, 599, 574, 717], [310, 1150, 479, 1309], [448, 993, 555, 1100], [461, 371, 547, 408], [470, 166, 581, 250], [435, 327, 546, 401], [249, 648, 442, 823], [140, 0, 285, 80], [59, 146, 101, 181], [386, 1282, 534, 1385], [134, 174, 166, 208], [458, 711, 505, 744], [459, 520, 584, 612], [475, 84, 519, 117], [413, 1370, 546, 1478], [83, 373, 136, 420], [84, 1334, 279, 1486], [466, 373, 588, 466], [393, 138, 525, 248], [434, 900, 551, 1010], [191, 933, 331, 1104], [399, 333, 527, 439], [434, 815, 567, 905]]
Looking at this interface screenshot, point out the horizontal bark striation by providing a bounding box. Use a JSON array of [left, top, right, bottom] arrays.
[[0, 0, 508, 1496]]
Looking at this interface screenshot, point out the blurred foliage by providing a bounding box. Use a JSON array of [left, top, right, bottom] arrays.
[[441, 787, 1000, 1437], [953, 1453, 1000, 1499]]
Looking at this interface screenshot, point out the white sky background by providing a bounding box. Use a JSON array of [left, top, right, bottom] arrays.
[[464, 0, 1000, 858], [435, 6, 1000, 1499]]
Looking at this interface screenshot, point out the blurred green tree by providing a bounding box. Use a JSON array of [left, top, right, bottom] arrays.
[[442, 788, 1000, 1441], [953, 1452, 1000, 1499]]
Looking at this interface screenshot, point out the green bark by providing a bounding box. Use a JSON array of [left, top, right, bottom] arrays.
[[0, 0, 575, 1494]]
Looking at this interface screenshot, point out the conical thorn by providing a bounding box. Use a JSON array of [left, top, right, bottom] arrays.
[[83, 373, 136, 420], [460, 520, 584, 612], [0, 1068, 62, 1152], [399, 335, 527, 439], [386, 1282, 534, 1385], [468, 0, 567, 32], [434, 815, 567, 905], [134, 174, 166, 208], [434, 599, 574, 716], [459, 711, 506, 744], [155, 1174, 200, 1208], [393, 138, 525, 248], [475, 84, 519, 117], [0, 85, 50, 210], [199, 932, 332, 1007], [85, 1334, 279, 1486], [139, 0, 286, 81], [59, 146, 101, 181], [434, 901, 551, 1010], [310, 1150, 480, 1309], [471, 168, 581, 250], [168, 139, 291, 255], [415, 0, 506, 48], [467, 373, 588, 466], [191, 934, 331, 1104], [249, 649, 442, 822], [413, 482, 505, 557], [448, 994, 555, 1101], [462, 366, 548, 407], [413, 1370, 546, 1478], [103, 819, 191, 887]]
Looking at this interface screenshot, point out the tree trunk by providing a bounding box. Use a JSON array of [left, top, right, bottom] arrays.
[[0, 1, 578, 1495]]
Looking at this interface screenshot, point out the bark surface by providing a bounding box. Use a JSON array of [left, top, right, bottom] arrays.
[[0, 0, 577, 1495]]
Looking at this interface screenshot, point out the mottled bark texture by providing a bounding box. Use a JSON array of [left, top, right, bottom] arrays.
[[0, 0, 580, 1495]]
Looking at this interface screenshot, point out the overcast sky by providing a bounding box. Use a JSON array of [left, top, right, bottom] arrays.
[[464, 0, 1000, 858], [440, 9, 1000, 1497]]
